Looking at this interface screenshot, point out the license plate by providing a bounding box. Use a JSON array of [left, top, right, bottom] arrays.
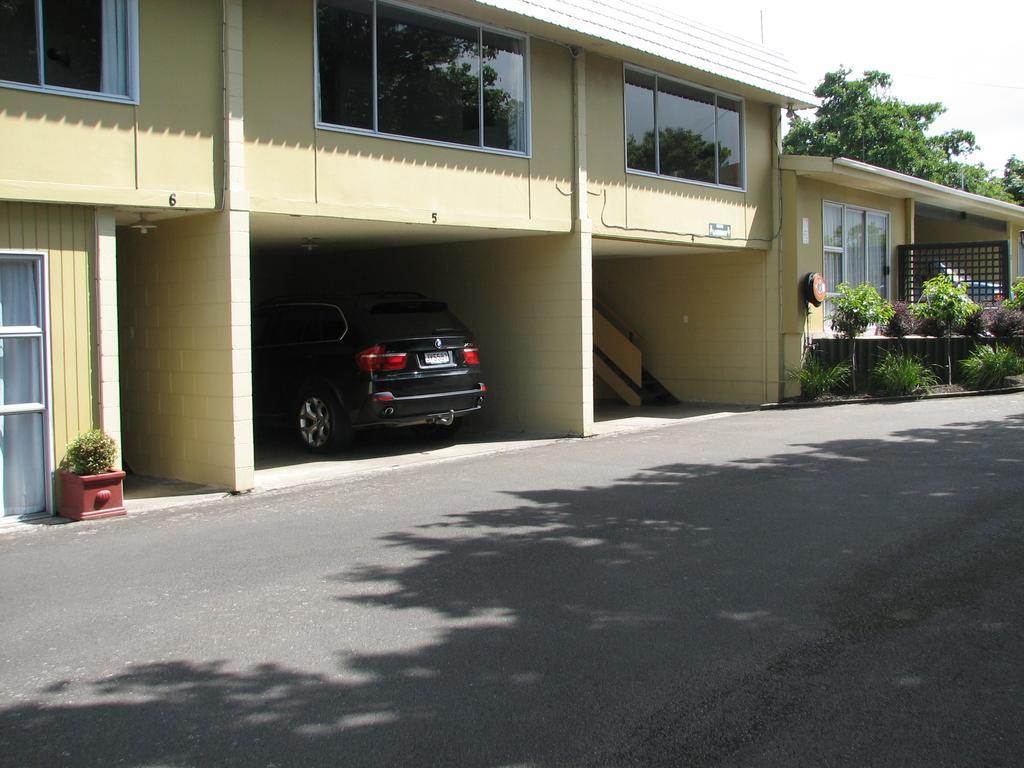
[[423, 351, 451, 365]]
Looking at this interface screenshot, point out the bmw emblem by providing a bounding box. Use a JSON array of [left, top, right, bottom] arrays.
[[434, 338, 443, 349]]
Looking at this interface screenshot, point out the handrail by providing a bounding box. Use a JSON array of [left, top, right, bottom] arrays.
[[593, 296, 643, 345]]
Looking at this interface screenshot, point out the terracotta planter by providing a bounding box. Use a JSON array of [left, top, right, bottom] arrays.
[[59, 470, 127, 521]]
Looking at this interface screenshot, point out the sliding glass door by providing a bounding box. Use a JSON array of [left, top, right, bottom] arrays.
[[0, 253, 48, 518]]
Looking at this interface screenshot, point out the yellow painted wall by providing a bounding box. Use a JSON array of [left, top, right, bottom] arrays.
[[585, 54, 776, 248], [0, 202, 96, 461], [778, 173, 912, 395], [118, 212, 253, 489], [789, 178, 909, 334], [243, 0, 573, 231], [251, 231, 593, 435], [594, 250, 768, 405], [0, 0, 221, 209]]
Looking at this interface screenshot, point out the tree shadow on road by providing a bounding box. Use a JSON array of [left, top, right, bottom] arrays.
[[3, 412, 1023, 767]]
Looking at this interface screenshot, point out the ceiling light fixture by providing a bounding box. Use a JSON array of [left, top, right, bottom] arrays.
[[129, 213, 157, 234]]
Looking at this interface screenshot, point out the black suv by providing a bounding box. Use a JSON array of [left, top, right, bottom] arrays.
[[253, 293, 485, 452]]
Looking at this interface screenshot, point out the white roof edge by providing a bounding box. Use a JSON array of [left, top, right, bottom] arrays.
[[472, 0, 818, 107], [782, 155, 1024, 223]]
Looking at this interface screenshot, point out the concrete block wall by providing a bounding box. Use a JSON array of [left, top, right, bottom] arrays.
[[118, 212, 253, 490], [595, 250, 769, 405]]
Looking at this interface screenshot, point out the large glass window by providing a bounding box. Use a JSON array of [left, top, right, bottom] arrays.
[[624, 70, 656, 173], [317, 0, 527, 153], [624, 67, 744, 188], [317, 0, 374, 130], [822, 202, 890, 316], [0, 0, 135, 99]]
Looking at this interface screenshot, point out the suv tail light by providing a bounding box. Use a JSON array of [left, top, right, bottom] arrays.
[[463, 345, 481, 366], [357, 345, 407, 372]]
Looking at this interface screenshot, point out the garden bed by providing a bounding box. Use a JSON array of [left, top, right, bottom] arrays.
[[768, 377, 1024, 410]]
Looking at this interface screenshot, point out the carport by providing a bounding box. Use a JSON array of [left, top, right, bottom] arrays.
[[248, 213, 594, 470], [592, 236, 773, 411]]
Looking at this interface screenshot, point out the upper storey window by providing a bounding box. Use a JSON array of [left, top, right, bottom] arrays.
[[317, 0, 528, 154], [624, 67, 744, 189], [0, 0, 136, 100]]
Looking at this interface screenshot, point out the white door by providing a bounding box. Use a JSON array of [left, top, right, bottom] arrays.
[[0, 253, 49, 518]]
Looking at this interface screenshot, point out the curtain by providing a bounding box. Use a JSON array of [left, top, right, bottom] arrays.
[[867, 212, 888, 297], [0, 258, 46, 517], [100, 0, 129, 96], [845, 209, 867, 288]]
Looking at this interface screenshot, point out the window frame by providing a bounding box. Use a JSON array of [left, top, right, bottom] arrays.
[[313, 0, 532, 158], [0, 0, 140, 105], [822, 200, 891, 307], [622, 63, 747, 192]]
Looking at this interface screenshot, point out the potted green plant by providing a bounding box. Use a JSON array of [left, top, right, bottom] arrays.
[[59, 429, 127, 521]]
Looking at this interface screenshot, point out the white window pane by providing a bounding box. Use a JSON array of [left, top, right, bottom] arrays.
[[716, 96, 742, 187], [0, 0, 39, 85], [377, 3, 481, 146], [625, 70, 656, 172], [867, 212, 888, 297], [482, 31, 525, 152], [100, 0, 130, 95], [39, 0, 130, 96], [317, 0, 374, 129], [0, 260, 40, 328], [824, 251, 843, 291], [845, 210, 866, 287], [0, 412, 46, 517], [0, 337, 43, 406], [823, 204, 843, 249], [656, 78, 716, 183]]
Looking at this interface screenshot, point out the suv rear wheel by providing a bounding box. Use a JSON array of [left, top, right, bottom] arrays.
[[296, 387, 352, 453]]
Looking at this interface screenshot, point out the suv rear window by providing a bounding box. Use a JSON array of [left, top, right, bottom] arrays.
[[256, 304, 346, 345], [361, 300, 464, 339], [369, 300, 448, 314]]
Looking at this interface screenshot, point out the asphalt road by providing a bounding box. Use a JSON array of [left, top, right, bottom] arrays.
[[2, 394, 1023, 768]]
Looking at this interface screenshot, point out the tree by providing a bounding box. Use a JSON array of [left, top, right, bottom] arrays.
[[829, 282, 893, 391], [910, 275, 979, 384], [785, 69, 1011, 202], [1004, 156, 1024, 206], [626, 127, 723, 183]]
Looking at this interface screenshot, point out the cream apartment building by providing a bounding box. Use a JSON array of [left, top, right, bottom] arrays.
[[11, 0, 1019, 520]]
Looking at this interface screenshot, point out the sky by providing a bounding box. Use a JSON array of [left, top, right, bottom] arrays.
[[655, 0, 1023, 174]]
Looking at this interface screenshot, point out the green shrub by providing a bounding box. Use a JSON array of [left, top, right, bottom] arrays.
[[830, 283, 894, 339], [870, 350, 939, 396], [959, 345, 1024, 390], [829, 283, 893, 389], [62, 429, 119, 476], [882, 301, 916, 338], [1003, 277, 1024, 310], [911, 275, 979, 384], [910, 274, 978, 333], [788, 356, 851, 399], [986, 307, 1024, 338]]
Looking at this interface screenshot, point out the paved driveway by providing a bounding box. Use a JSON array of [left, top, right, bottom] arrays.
[[2, 394, 1022, 767]]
